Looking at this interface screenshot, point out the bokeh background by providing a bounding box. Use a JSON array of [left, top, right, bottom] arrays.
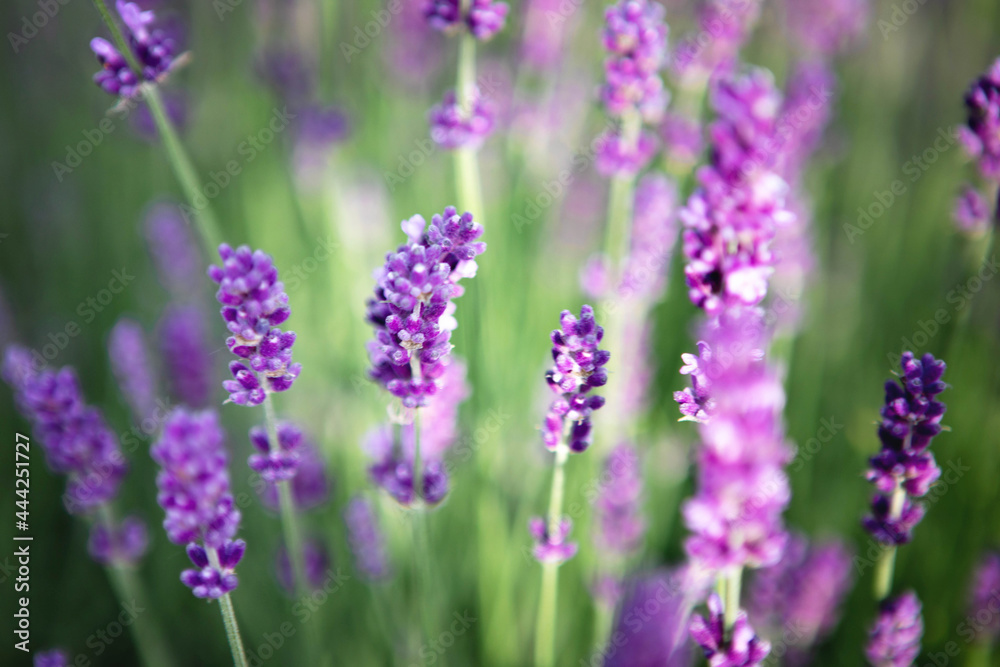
[[1, 0, 999, 665]]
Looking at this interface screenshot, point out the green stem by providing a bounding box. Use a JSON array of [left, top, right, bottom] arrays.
[[142, 83, 223, 255], [97, 506, 176, 667], [452, 31, 485, 217], [210, 549, 250, 667], [722, 567, 743, 635], [534, 443, 569, 667], [873, 484, 905, 601], [91, 0, 142, 74]]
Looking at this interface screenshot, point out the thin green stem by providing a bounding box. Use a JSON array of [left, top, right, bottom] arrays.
[[452, 31, 485, 217], [97, 505, 176, 667], [723, 568, 743, 635], [207, 548, 248, 667], [534, 443, 569, 667], [142, 83, 223, 255], [873, 546, 897, 602]]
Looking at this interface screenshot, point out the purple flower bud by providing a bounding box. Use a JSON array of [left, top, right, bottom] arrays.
[[593, 444, 645, 555], [158, 303, 213, 408], [34, 650, 70, 667], [108, 318, 157, 421], [90, 2, 178, 99], [152, 409, 240, 549], [259, 438, 330, 512], [180, 539, 245, 599], [429, 89, 496, 150], [595, 130, 659, 177], [961, 58, 1000, 182], [953, 185, 992, 235], [248, 422, 303, 482], [425, 0, 508, 40], [529, 517, 577, 564], [604, 571, 694, 667], [968, 552, 1000, 642], [542, 305, 609, 454], [144, 203, 203, 297], [276, 538, 330, 594], [865, 592, 922, 667], [88, 515, 149, 566], [600, 0, 669, 121], [690, 593, 770, 667], [345, 497, 391, 582], [365, 425, 449, 507]]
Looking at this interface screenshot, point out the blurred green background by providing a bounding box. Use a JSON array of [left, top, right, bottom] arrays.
[[1, 0, 999, 665]]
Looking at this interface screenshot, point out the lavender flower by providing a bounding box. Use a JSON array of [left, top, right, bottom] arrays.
[[158, 303, 213, 408], [661, 113, 704, 167], [429, 89, 496, 150], [208, 244, 300, 404], [108, 318, 156, 421], [90, 1, 178, 98], [248, 422, 303, 482], [259, 439, 330, 512], [151, 408, 244, 598], [621, 173, 678, 300], [34, 650, 70, 667], [968, 552, 1000, 642], [748, 535, 853, 663], [681, 308, 792, 571], [528, 517, 577, 564], [541, 305, 609, 453], [88, 515, 149, 566], [425, 0, 508, 41], [960, 58, 1000, 182], [345, 496, 391, 581], [276, 538, 330, 594], [365, 425, 449, 506], [690, 593, 771, 667], [673, 0, 761, 78], [866, 592, 923, 667], [604, 571, 693, 667], [145, 203, 203, 297], [954, 185, 992, 235], [680, 70, 795, 315], [863, 352, 946, 545], [365, 209, 485, 408], [673, 340, 715, 423], [784, 0, 868, 56], [519, 0, 572, 71], [595, 131, 659, 177], [594, 443, 646, 555], [3, 346, 127, 514]]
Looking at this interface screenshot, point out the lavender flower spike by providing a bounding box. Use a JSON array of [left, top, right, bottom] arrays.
[[425, 0, 509, 41], [34, 650, 70, 667], [863, 352, 946, 545], [529, 517, 578, 564], [108, 318, 157, 421], [960, 58, 1000, 182], [88, 515, 149, 566], [248, 421, 303, 482], [158, 303, 213, 408], [866, 592, 923, 667], [967, 551, 1000, 642], [429, 89, 496, 150], [145, 202, 203, 297], [604, 571, 693, 667], [208, 244, 300, 404], [542, 305, 609, 453], [365, 208, 485, 408], [90, 1, 178, 98], [345, 497, 391, 582], [690, 593, 771, 667], [151, 408, 245, 598]]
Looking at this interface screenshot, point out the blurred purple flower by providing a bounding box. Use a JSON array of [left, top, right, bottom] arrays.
[[690, 592, 771, 667], [968, 551, 1000, 642], [108, 318, 157, 421], [784, 0, 868, 56], [34, 650, 70, 667], [90, 1, 178, 98], [866, 592, 922, 667], [425, 0, 508, 40], [529, 517, 577, 564], [953, 185, 992, 235], [603, 570, 694, 667], [260, 438, 330, 512], [596, 131, 659, 177], [960, 58, 1000, 181], [157, 303, 213, 408], [429, 89, 496, 150], [276, 538, 330, 594], [248, 421, 303, 482], [594, 443, 646, 555], [88, 515, 149, 566], [365, 424, 449, 507], [144, 202, 203, 297], [130, 92, 188, 141], [345, 496, 391, 582]]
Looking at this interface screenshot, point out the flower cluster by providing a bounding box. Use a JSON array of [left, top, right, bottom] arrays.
[[748, 535, 853, 663], [429, 89, 496, 150], [529, 517, 577, 564], [3, 347, 127, 515], [680, 71, 795, 315], [785, 0, 868, 56], [673, 340, 715, 423], [597, 0, 669, 176], [542, 305, 609, 453], [960, 58, 1000, 182], [151, 408, 245, 598], [258, 438, 330, 512], [90, 1, 177, 98], [865, 592, 923, 667], [690, 593, 771, 667], [145, 203, 203, 298], [365, 424, 450, 507], [108, 318, 156, 422], [365, 209, 485, 408], [673, 0, 761, 78], [158, 303, 213, 408], [967, 551, 1000, 642], [209, 244, 300, 405], [88, 515, 149, 566], [248, 422, 303, 482], [425, 0, 508, 41], [592, 444, 646, 606], [345, 497, 391, 582], [276, 538, 330, 594], [681, 309, 792, 572], [863, 352, 946, 546]]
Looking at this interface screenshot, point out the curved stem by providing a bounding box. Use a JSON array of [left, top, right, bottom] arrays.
[[142, 83, 224, 256], [534, 442, 569, 667]]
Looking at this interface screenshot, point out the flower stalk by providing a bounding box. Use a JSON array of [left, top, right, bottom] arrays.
[[534, 441, 569, 667]]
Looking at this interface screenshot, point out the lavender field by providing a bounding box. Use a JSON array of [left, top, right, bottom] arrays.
[[1, 0, 999, 666]]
